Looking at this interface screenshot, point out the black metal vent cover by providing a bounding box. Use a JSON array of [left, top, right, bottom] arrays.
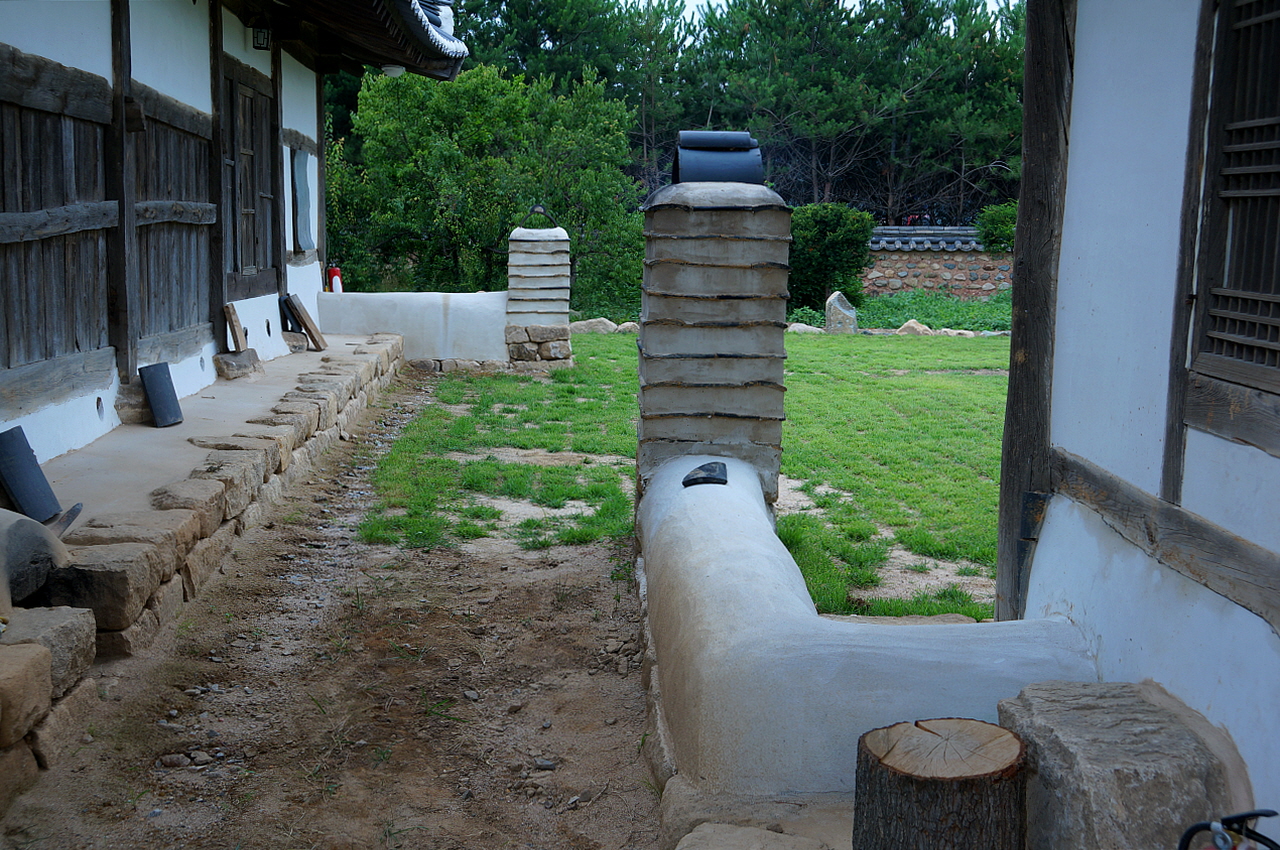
[[672, 131, 764, 185]]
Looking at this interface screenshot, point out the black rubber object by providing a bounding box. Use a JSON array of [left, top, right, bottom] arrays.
[[139, 362, 184, 427], [0, 425, 62, 522]]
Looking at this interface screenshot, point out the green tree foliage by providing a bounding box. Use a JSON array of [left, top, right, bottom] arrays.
[[327, 66, 643, 319], [789, 204, 875, 310], [976, 199, 1017, 251]]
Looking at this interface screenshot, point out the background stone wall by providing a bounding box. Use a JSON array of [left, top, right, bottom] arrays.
[[862, 250, 1013, 299]]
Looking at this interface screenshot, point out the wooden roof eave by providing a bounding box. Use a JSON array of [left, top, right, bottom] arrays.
[[269, 0, 468, 81]]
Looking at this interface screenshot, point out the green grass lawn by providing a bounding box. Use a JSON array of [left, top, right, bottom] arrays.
[[361, 331, 1009, 617]]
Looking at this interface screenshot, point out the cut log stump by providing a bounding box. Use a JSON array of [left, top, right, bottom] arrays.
[[852, 717, 1026, 850]]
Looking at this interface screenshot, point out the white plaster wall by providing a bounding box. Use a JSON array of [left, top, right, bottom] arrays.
[[1026, 497, 1280, 806], [280, 53, 316, 136], [1181, 429, 1280, 556], [316, 292, 510, 362], [130, 0, 211, 112], [1049, 0, 1199, 495], [229, 293, 292, 361], [286, 263, 324, 326], [3, 377, 122, 464], [0, 1, 112, 80], [221, 7, 270, 77], [3, 341, 216, 462]]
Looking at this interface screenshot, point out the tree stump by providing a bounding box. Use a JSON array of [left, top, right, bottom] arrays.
[[852, 717, 1026, 850]]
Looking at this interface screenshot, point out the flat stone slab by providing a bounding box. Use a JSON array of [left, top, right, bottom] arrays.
[[998, 681, 1238, 850], [0, 643, 52, 748], [675, 824, 826, 850], [0, 606, 95, 699]]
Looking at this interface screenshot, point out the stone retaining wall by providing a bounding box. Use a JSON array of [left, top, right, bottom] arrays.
[[862, 250, 1013, 299], [0, 334, 404, 812]]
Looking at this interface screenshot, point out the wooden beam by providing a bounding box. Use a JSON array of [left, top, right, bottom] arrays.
[[996, 0, 1077, 621], [224, 304, 248, 352], [272, 43, 286, 298], [1186, 372, 1280, 461], [105, 0, 139, 382], [1162, 0, 1222, 504], [0, 43, 113, 124], [0, 347, 116, 419], [0, 202, 118, 244], [1051, 448, 1280, 637], [129, 80, 214, 139], [134, 200, 218, 227], [281, 127, 318, 156], [136, 323, 215, 365], [315, 65, 327, 270]]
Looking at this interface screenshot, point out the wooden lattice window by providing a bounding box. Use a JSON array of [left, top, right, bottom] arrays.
[[221, 57, 280, 302], [1190, 0, 1280, 395]]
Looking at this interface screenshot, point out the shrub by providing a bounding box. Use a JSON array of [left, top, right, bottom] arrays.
[[789, 204, 875, 312], [787, 306, 826, 327], [976, 200, 1017, 252]]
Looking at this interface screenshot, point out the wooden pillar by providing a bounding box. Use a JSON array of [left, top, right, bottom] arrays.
[[105, 0, 138, 380], [272, 41, 286, 298], [995, 0, 1077, 620], [208, 0, 228, 353]]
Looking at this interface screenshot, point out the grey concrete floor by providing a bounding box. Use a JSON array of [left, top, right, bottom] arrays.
[[40, 336, 376, 532]]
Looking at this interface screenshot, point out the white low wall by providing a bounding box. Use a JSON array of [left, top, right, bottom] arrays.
[[637, 454, 1098, 797], [316, 292, 508, 362]]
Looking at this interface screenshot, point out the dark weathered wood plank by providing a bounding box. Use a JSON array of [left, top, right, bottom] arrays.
[[996, 0, 1077, 621], [133, 200, 217, 227], [1186, 372, 1280, 460], [0, 202, 119, 244], [284, 294, 326, 351], [129, 80, 213, 139], [1052, 448, 1280, 635], [0, 347, 117, 419], [0, 43, 113, 124], [136, 323, 214, 365], [209, 0, 228, 353]]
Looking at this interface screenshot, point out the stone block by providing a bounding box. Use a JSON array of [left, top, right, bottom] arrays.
[[479, 360, 509, 372], [824, 291, 858, 334], [895, 319, 932, 335], [0, 741, 39, 811], [0, 644, 52, 747], [189, 436, 282, 475], [233, 425, 297, 472], [47, 543, 163, 631], [675, 824, 825, 850], [998, 681, 1237, 850], [639, 353, 784, 387], [647, 207, 790, 238], [211, 348, 264, 380], [190, 451, 266, 518], [645, 295, 781, 326], [409, 359, 441, 373], [509, 343, 539, 361], [642, 324, 785, 357], [0, 607, 96, 699], [1, 509, 69, 604], [62, 523, 178, 581], [283, 390, 339, 431], [526, 324, 570, 343], [149, 478, 226, 539], [113, 380, 151, 425], [147, 576, 184, 627], [96, 607, 160, 658], [640, 384, 784, 419], [570, 318, 618, 334], [784, 323, 823, 334], [538, 340, 572, 360], [28, 674, 108, 768], [77, 510, 202, 575], [616, 321, 640, 333], [258, 403, 320, 440], [181, 523, 234, 600], [504, 325, 530, 344], [282, 331, 309, 353], [645, 264, 789, 299], [299, 373, 358, 405]]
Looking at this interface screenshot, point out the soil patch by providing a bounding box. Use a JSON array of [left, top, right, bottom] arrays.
[[2, 377, 658, 850]]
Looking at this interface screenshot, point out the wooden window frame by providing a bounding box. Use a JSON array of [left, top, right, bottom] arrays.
[[220, 55, 280, 302], [1182, 0, 1280, 461]]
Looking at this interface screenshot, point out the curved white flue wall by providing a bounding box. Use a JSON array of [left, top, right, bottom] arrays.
[[637, 454, 1097, 796]]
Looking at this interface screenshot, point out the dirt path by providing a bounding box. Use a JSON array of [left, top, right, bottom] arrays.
[[2, 376, 659, 850]]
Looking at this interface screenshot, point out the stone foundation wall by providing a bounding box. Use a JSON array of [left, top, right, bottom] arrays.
[[862, 250, 1013, 299], [0, 335, 405, 812]]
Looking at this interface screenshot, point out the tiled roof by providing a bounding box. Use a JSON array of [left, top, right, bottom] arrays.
[[870, 227, 984, 252], [283, 0, 469, 81]]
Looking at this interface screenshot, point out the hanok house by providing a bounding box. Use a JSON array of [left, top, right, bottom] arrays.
[[0, 0, 467, 463], [1002, 0, 1280, 807]]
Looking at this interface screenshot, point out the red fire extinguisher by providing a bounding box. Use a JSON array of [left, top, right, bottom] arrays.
[[325, 265, 343, 293]]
